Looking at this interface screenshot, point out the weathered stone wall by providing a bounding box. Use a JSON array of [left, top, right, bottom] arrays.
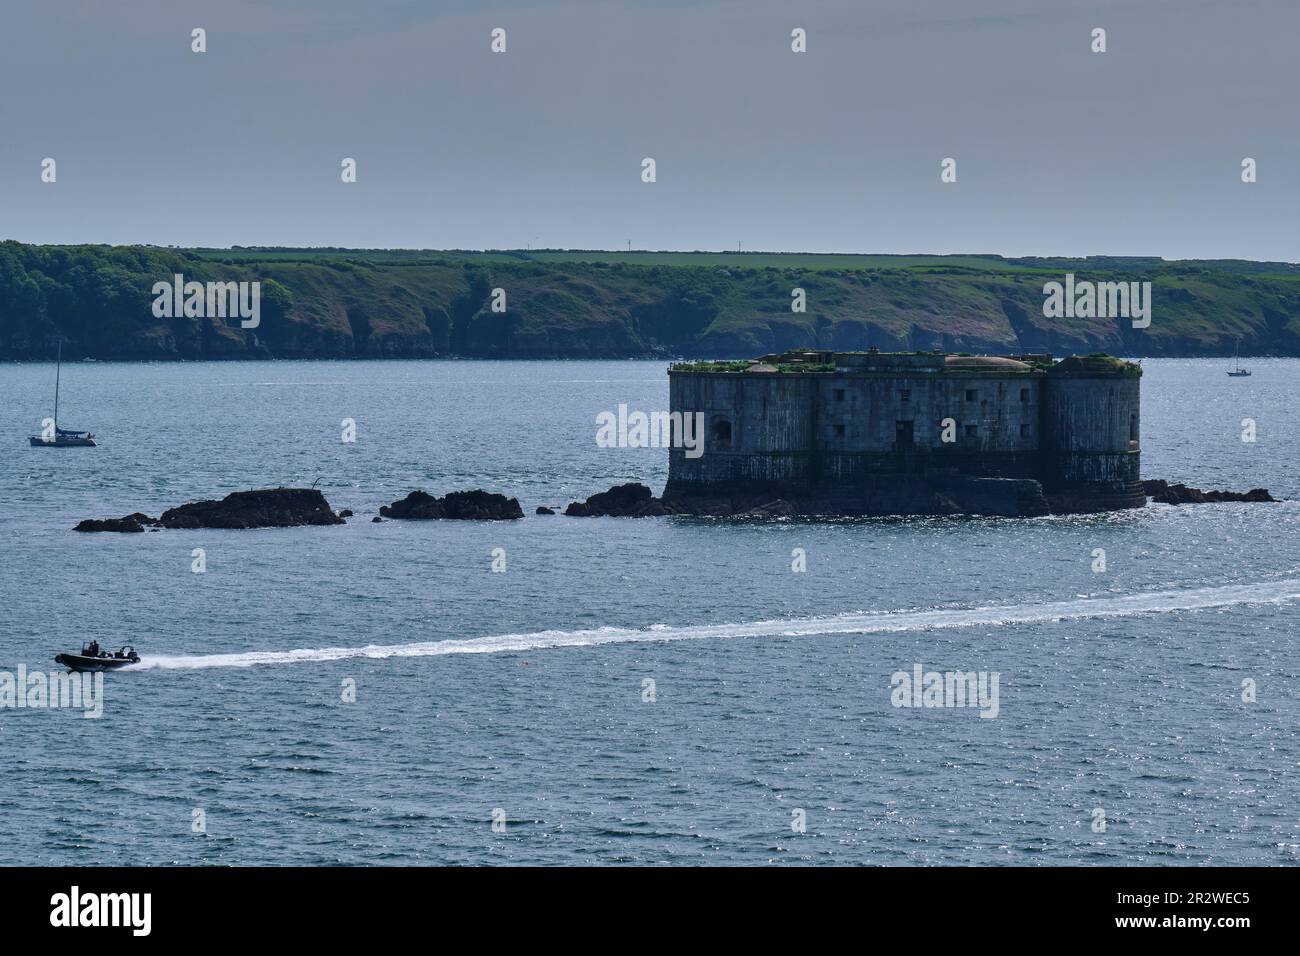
[[668, 368, 1046, 487], [810, 374, 1039, 452], [1040, 376, 1141, 488], [667, 371, 815, 488], [666, 360, 1144, 513], [813, 373, 1043, 480]]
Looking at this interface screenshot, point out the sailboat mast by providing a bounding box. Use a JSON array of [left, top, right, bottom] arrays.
[[54, 339, 61, 432]]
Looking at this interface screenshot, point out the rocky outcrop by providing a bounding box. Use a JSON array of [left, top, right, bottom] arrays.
[[562, 476, 1054, 518], [1142, 480, 1276, 504], [74, 513, 158, 533], [379, 489, 523, 520], [729, 499, 800, 519], [76, 489, 344, 531], [554, 474, 1059, 517], [158, 488, 344, 529], [565, 483, 672, 517], [663, 476, 1052, 518]]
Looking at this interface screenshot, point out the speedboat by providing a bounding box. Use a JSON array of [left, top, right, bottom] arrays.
[[54, 645, 139, 672]]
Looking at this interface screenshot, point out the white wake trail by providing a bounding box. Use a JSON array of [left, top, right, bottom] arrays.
[[128, 577, 1300, 672]]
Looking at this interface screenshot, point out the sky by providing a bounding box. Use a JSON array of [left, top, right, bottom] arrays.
[[0, 0, 1296, 260]]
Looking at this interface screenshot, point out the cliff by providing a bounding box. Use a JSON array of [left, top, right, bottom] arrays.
[[3, 242, 1300, 360]]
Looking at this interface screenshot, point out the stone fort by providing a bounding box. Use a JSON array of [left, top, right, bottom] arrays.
[[665, 349, 1143, 516]]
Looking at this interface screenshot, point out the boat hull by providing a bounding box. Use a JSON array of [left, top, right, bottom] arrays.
[[54, 653, 138, 672], [30, 437, 97, 447]]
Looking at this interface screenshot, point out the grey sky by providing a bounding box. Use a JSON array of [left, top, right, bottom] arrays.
[[1, 0, 1296, 260]]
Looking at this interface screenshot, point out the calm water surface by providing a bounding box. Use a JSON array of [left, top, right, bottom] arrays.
[[1, 359, 1297, 865]]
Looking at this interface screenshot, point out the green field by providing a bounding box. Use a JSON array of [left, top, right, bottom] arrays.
[[186, 246, 1300, 276]]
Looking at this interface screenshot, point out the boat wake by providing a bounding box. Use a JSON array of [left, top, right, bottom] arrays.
[[129, 577, 1300, 672]]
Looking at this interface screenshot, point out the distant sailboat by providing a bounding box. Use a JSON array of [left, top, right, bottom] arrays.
[[1227, 339, 1251, 377], [29, 340, 97, 447]]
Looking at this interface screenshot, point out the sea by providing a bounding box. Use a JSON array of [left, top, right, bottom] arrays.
[[1, 358, 1297, 865]]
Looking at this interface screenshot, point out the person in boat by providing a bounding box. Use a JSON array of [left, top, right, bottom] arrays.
[[86, 640, 100, 657]]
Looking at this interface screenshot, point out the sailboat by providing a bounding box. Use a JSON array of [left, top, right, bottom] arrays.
[[1227, 339, 1251, 377], [29, 340, 97, 447]]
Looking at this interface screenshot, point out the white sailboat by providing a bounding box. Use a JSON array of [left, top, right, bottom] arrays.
[[1227, 338, 1251, 377], [29, 339, 97, 447]]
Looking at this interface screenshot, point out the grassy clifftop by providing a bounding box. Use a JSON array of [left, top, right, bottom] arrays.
[[3, 242, 1299, 359]]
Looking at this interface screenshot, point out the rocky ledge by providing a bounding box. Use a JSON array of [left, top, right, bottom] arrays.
[[379, 489, 524, 520], [72, 478, 1280, 533], [565, 483, 672, 517], [661, 477, 1053, 518], [74, 513, 160, 533], [75, 488, 345, 532], [563, 477, 1053, 518], [1142, 480, 1276, 505]]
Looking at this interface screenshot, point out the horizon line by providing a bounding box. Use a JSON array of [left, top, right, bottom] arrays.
[[5, 239, 1300, 267]]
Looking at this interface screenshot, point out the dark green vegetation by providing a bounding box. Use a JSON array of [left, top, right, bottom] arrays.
[[4, 241, 1300, 359], [1049, 354, 1144, 377]]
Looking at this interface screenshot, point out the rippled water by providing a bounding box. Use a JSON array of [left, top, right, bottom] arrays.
[[1, 359, 1297, 865]]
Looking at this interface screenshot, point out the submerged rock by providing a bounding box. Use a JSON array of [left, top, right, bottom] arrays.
[[1142, 480, 1276, 504], [565, 483, 671, 517], [535, 506, 556, 515], [379, 489, 524, 520]]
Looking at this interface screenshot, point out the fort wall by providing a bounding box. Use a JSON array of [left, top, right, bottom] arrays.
[[665, 350, 1143, 514]]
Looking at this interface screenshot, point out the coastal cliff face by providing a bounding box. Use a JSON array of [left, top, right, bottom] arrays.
[[4, 242, 1300, 360]]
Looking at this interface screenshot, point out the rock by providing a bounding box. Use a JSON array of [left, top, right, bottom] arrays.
[[737, 500, 799, 518], [158, 488, 345, 529], [535, 506, 555, 515], [379, 489, 524, 520], [663, 475, 1053, 518], [1143, 479, 1276, 505], [372, 516, 383, 523], [1242, 488, 1276, 502], [943, 477, 1052, 517], [339, 509, 354, 518], [565, 483, 672, 517], [74, 514, 154, 533]]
